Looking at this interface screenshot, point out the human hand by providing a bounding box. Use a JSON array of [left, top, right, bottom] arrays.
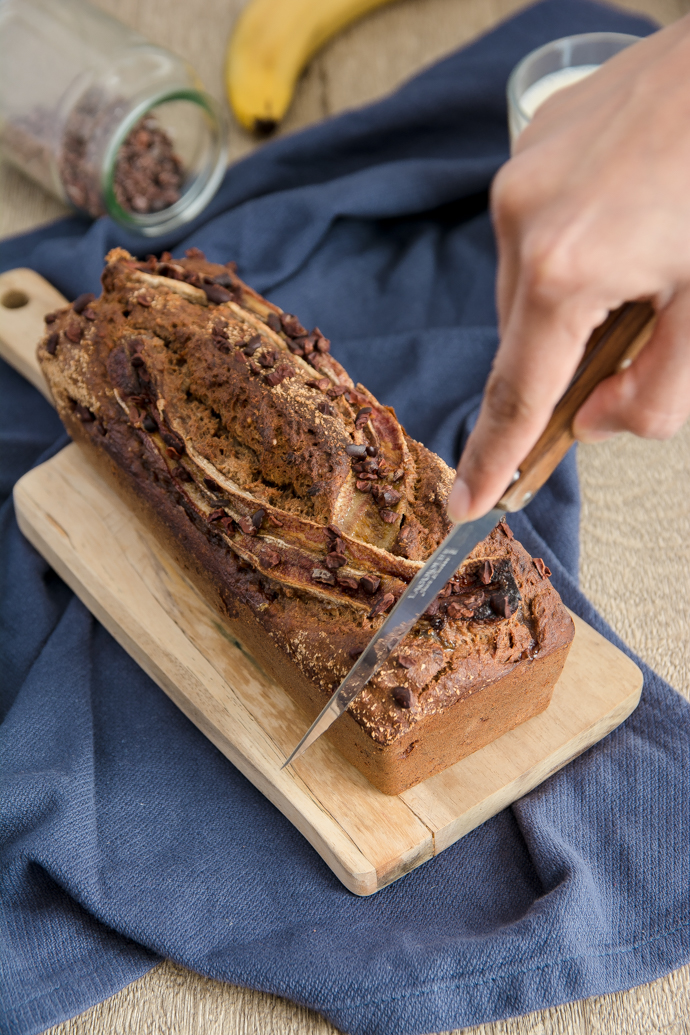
[[448, 16, 690, 522]]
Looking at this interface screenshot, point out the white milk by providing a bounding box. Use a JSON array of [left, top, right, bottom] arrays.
[[519, 64, 598, 119]]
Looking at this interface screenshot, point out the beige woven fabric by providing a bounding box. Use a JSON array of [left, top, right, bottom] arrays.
[[2, 0, 688, 1031]]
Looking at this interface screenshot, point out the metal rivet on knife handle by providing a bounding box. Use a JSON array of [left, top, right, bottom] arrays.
[[498, 300, 656, 513]]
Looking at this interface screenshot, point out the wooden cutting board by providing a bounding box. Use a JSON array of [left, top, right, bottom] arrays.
[[0, 267, 643, 895]]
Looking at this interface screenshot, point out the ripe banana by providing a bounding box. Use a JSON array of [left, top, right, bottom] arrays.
[[226, 0, 398, 134]]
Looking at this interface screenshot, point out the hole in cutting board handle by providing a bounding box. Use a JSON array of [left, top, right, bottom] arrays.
[[1, 289, 29, 309]]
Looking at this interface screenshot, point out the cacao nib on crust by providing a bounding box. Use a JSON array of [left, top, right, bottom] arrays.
[[36, 247, 575, 796]]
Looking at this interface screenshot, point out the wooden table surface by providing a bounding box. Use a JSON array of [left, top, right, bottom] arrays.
[[2, 0, 689, 1031]]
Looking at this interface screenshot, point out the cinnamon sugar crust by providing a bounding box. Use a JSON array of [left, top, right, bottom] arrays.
[[37, 247, 574, 795]]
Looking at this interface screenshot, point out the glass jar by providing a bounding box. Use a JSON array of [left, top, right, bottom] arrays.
[[0, 0, 228, 236]]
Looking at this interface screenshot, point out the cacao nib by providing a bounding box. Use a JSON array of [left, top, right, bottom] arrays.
[[338, 575, 360, 591], [317, 401, 334, 416], [238, 516, 256, 535], [46, 332, 59, 355], [265, 365, 291, 387], [251, 508, 265, 529], [324, 552, 347, 569], [359, 575, 380, 595], [160, 429, 185, 454], [500, 518, 514, 540], [392, 686, 416, 710], [355, 479, 371, 492], [172, 466, 192, 482], [366, 445, 378, 457], [348, 646, 363, 658], [315, 334, 330, 353], [447, 601, 473, 620], [185, 247, 205, 259], [481, 560, 494, 585], [354, 406, 372, 428], [327, 385, 347, 398], [142, 414, 158, 433], [258, 349, 276, 368], [72, 292, 95, 314], [265, 312, 282, 333], [208, 508, 225, 522], [44, 312, 58, 324], [203, 477, 220, 492], [312, 568, 336, 585], [380, 488, 402, 507], [369, 592, 395, 618], [307, 378, 331, 392], [326, 524, 342, 538], [261, 548, 281, 568], [397, 654, 414, 669], [83, 308, 97, 320], [379, 509, 398, 523], [267, 513, 284, 527], [392, 468, 404, 481], [212, 272, 234, 289], [533, 557, 551, 579], [280, 313, 307, 338]]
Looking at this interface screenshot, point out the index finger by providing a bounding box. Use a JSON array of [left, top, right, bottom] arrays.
[[447, 285, 606, 522]]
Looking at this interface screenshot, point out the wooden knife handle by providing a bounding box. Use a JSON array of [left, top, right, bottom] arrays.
[[498, 300, 657, 512]]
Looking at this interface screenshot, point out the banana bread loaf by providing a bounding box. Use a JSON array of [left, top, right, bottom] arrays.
[[37, 247, 574, 795]]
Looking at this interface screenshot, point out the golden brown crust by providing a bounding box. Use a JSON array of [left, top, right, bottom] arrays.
[[37, 247, 575, 794]]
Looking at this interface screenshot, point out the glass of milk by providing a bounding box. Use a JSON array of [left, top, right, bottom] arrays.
[[507, 32, 641, 146]]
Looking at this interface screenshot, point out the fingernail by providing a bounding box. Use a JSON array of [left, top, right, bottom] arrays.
[[447, 477, 471, 523]]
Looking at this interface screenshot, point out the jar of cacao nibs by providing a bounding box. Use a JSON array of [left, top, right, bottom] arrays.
[[0, 0, 228, 236]]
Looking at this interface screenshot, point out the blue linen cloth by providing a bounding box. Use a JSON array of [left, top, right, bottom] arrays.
[[1, 2, 688, 1033]]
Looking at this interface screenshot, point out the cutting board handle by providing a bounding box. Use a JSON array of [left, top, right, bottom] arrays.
[[0, 267, 68, 402], [498, 300, 656, 512]]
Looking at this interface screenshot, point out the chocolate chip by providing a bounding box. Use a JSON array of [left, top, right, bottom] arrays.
[[359, 575, 380, 595], [366, 445, 378, 457], [312, 568, 336, 585], [203, 477, 220, 492], [65, 321, 82, 343], [337, 575, 360, 591], [142, 414, 157, 432], [490, 593, 513, 619], [172, 465, 192, 482], [73, 402, 93, 422], [369, 592, 395, 618], [379, 509, 398, 524], [481, 560, 494, 585], [72, 292, 95, 314], [243, 335, 263, 356], [354, 407, 372, 428], [44, 312, 58, 324], [251, 508, 265, 529], [46, 332, 59, 355], [346, 444, 368, 458], [392, 686, 416, 709], [265, 312, 282, 333], [238, 516, 256, 535], [533, 557, 551, 579], [212, 272, 234, 289], [355, 479, 371, 492]]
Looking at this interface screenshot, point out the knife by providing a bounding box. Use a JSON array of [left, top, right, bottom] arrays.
[[282, 300, 656, 769]]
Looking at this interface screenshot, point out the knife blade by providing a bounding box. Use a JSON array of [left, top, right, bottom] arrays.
[[282, 299, 656, 770]]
